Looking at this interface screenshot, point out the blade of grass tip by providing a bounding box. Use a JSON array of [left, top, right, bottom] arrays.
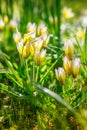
[[34, 83, 76, 115], [84, 27, 87, 61], [40, 54, 62, 83]]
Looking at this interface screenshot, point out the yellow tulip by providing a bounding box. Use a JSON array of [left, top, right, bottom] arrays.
[[23, 31, 36, 43], [32, 38, 43, 51], [37, 23, 47, 36], [34, 49, 46, 65], [40, 34, 50, 47], [4, 15, 9, 24], [26, 22, 36, 33], [17, 40, 23, 55], [55, 67, 66, 84], [22, 44, 30, 58], [9, 19, 17, 30], [64, 40, 74, 60], [0, 19, 5, 31], [13, 32, 21, 44], [72, 58, 80, 77], [62, 7, 74, 19], [63, 56, 71, 74]]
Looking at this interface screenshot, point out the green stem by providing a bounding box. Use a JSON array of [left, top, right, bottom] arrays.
[[25, 59, 30, 84], [36, 65, 39, 82], [33, 62, 35, 82]]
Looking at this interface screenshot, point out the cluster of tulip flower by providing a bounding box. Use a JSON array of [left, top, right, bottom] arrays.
[[55, 40, 80, 84], [13, 22, 50, 65]]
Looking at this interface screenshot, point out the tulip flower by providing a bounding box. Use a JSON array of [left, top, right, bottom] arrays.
[[72, 58, 80, 77], [34, 49, 46, 65], [13, 32, 21, 44], [0, 19, 5, 31], [64, 40, 74, 60], [55, 67, 66, 84], [26, 22, 36, 33], [63, 56, 71, 74], [4, 15, 9, 24], [37, 23, 47, 36], [40, 34, 50, 47]]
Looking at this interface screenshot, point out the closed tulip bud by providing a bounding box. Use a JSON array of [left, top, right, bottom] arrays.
[[64, 40, 74, 60], [17, 40, 23, 55], [26, 22, 36, 33], [40, 34, 50, 47], [22, 44, 30, 58], [37, 23, 47, 36], [32, 38, 43, 51], [0, 19, 5, 31], [9, 19, 17, 30], [34, 49, 46, 65], [77, 29, 84, 40], [13, 32, 21, 44], [72, 58, 80, 77], [23, 31, 36, 43], [4, 15, 9, 24], [62, 7, 74, 19], [29, 43, 35, 56], [55, 67, 66, 84], [63, 56, 71, 74]]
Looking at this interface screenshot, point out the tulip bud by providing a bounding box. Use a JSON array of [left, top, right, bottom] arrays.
[[32, 38, 43, 51], [64, 40, 74, 60], [0, 19, 5, 31], [4, 15, 9, 24], [17, 40, 23, 55], [72, 58, 80, 77], [13, 32, 21, 44], [40, 34, 50, 47], [62, 7, 74, 19], [23, 31, 36, 43], [63, 56, 71, 74], [9, 19, 17, 30], [22, 44, 30, 58], [34, 49, 46, 65], [26, 22, 36, 33], [29, 42, 34, 56], [37, 23, 47, 36], [55, 67, 66, 84], [77, 29, 84, 40]]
